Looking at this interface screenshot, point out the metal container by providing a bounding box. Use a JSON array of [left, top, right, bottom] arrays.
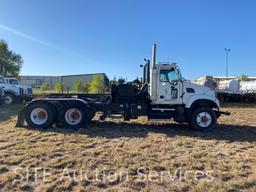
[[240, 80, 256, 93], [217, 80, 239, 92], [197, 76, 217, 90]]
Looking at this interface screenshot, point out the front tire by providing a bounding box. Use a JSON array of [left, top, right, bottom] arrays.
[[4, 93, 15, 105], [59, 103, 88, 130], [25, 102, 56, 129], [190, 107, 217, 131]]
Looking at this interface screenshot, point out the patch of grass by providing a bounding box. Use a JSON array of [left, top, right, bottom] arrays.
[[0, 104, 256, 191]]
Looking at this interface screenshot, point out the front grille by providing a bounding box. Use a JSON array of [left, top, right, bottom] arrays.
[[27, 88, 33, 95]]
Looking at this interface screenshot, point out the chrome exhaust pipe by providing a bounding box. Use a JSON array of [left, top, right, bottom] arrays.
[[152, 43, 156, 69]]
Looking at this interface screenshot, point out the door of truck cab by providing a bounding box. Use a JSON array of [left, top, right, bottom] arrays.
[[157, 68, 183, 105]]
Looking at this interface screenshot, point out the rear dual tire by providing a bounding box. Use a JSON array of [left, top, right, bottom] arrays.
[[58, 103, 89, 130], [25, 103, 57, 129]]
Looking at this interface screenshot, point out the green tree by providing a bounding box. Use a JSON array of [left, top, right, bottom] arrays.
[[73, 79, 84, 93], [89, 75, 105, 94], [54, 81, 64, 93], [239, 74, 248, 81], [83, 82, 90, 93], [0, 40, 23, 77], [40, 82, 49, 93]]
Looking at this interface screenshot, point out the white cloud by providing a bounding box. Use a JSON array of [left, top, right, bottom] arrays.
[[0, 24, 90, 61]]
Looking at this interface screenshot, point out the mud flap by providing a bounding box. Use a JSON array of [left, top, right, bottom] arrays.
[[16, 107, 26, 127]]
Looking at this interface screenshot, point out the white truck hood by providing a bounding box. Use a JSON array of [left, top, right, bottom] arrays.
[[184, 81, 215, 97]]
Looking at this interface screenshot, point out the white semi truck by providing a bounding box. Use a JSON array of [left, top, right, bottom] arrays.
[[17, 44, 230, 131], [0, 76, 33, 104]]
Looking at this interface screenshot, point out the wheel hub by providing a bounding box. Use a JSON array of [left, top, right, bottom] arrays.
[[196, 112, 212, 128], [5, 96, 13, 104], [65, 108, 82, 125], [30, 108, 48, 125]]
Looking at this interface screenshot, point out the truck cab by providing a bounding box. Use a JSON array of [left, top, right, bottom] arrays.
[[150, 63, 219, 107], [144, 44, 223, 130], [150, 63, 183, 105]]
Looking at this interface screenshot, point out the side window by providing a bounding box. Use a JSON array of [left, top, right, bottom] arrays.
[[160, 71, 168, 82], [160, 69, 177, 82]]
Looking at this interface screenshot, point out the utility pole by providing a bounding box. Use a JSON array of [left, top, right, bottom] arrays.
[[225, 48, 231, 79]]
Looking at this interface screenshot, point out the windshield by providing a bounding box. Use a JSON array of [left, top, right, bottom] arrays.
[[160, 69, 177, 82], [178, 71, 186, 81], [9, 79, 19, 85], [0, 77, 4, 84]]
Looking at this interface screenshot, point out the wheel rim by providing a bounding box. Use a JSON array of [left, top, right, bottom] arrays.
[[196, 112, 212, 128], [30, 108, 48, 125], [64, 108, 82, 126], [5, 96, 13, 104]]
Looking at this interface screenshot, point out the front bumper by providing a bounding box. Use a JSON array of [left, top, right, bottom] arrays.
[[214, 110, 231, 118]]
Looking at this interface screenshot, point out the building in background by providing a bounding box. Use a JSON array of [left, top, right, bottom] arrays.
[[20, 73, 109, 91], [61, 73, 109, 91], [20, 76, 61, 89]]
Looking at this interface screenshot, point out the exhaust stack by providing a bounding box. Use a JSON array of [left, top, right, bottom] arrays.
[[152, 43, 156, 69], [150, 43, 157, 102]]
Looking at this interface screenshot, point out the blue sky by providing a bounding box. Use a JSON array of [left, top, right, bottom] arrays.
[[0, 0, 256, 80]]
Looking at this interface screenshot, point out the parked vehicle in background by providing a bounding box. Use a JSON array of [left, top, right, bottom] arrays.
[[0, 77, 5, 105], [19, 83, 33, 102], [195, 76, 217, 90], [0, 76, 33, 104], [196, 76, 256, 102]]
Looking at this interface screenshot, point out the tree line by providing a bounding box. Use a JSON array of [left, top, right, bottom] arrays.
[[0, 40, 23, 77], [40, 75, 106, 94]]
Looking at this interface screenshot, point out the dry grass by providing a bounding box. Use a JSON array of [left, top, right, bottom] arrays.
[[0, 103, 256, 192]]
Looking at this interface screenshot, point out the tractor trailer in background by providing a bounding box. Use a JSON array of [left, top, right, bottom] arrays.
[[196, 76, 256, 102], [17, 44, 230, 131]]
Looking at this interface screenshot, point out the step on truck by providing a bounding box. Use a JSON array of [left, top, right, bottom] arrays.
[[17, 44, 230, 131]]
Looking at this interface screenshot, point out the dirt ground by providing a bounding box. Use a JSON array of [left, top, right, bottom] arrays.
[[0, 103, 255, 192]]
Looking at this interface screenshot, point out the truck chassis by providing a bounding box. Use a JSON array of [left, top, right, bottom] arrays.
[[17, 92, 230, 132]]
